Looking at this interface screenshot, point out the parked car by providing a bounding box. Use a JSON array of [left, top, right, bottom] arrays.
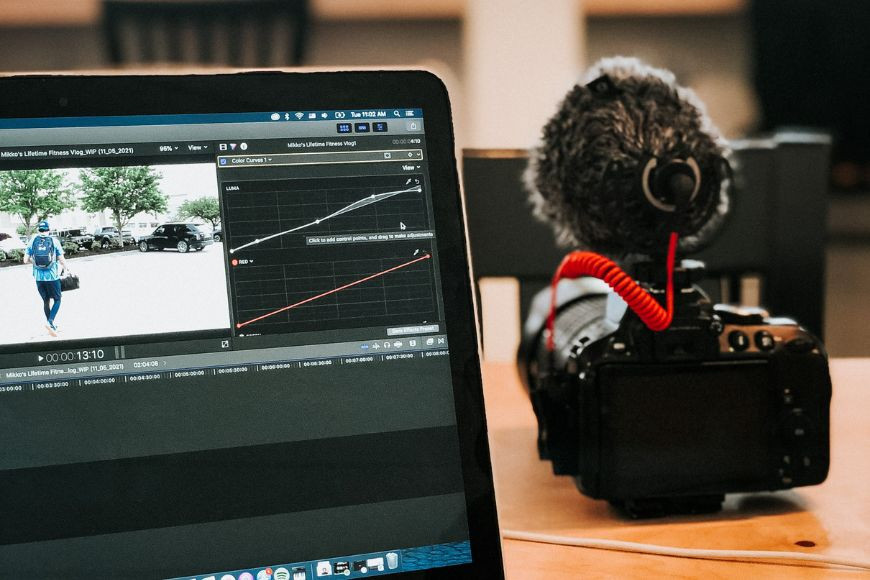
[[138, 222, 214, 253], [92, 226, 122, 248], [91, 226, 134, 248], [212, 226, 222, 242], [57, 228, 94, 250]]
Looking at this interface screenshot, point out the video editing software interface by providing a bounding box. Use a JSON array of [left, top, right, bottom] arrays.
[[0, 110, 472, 578]]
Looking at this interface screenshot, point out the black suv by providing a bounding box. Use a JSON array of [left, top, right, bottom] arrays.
[[138, 223, 214, 253], [58, 228, 94, 250]]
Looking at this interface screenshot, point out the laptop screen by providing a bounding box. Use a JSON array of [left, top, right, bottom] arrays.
[[0, 108, 473, 579]]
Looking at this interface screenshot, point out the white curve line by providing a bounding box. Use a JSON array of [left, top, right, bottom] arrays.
[[229, 184, 422, 254]]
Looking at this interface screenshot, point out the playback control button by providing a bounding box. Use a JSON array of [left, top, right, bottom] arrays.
[[728, 330, 750, 351], [781, 410, 813, 443], [755, 330, 776, 351]]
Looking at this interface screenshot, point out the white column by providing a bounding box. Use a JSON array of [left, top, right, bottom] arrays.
[[465, 0, 584, 359], [464, 0, 584, 149]]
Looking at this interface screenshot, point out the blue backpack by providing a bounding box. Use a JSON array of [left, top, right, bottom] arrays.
[[31, 236, 56, 269]]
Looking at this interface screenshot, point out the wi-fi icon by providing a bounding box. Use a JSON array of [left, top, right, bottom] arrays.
[[294, 112, 304, 120]]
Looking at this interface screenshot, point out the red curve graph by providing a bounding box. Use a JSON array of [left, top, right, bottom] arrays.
[[236, 253, 432, 329]]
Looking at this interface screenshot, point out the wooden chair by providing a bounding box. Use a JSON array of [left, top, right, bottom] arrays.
[[102, 0, 310, 67], [462, 130, 831, 339]]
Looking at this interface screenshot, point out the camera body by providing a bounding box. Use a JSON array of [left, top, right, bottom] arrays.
[[518, 260, 831, 517]]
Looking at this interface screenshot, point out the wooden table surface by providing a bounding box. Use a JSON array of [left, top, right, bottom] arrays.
[[481, 359, 870, 579]]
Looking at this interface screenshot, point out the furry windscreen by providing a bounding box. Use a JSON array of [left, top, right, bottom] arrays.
[[525, 57, 732, 258]]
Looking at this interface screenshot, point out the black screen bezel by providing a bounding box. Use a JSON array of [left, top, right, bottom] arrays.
[[0, 70, 502, 579]]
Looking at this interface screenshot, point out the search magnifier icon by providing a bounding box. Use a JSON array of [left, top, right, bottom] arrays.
[[393, 110, 401, 117]]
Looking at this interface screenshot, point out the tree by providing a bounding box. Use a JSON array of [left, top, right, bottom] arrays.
[[78, 167, 168, 234], [177, 196, 221, 229], [0, 169, 75, 235]]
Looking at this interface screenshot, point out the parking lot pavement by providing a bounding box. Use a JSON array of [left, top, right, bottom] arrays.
[[0, 244, 231, 346]]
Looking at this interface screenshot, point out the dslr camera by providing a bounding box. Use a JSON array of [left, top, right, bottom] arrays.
[[518, 58, 831, 517]]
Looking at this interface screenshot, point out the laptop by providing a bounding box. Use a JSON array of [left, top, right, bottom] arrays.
[[0, 71, 502, 579]]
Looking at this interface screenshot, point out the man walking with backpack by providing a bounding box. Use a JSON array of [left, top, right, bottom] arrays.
[[23, 220, 70, 337]]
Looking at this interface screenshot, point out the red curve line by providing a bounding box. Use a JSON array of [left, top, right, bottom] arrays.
[[236, 253, 432, 329]]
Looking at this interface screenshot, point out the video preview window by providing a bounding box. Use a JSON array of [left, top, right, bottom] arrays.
[[0, 163, 230, 346]]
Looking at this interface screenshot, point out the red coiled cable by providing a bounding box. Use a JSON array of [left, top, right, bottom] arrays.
[[546, 232, 679, 351]]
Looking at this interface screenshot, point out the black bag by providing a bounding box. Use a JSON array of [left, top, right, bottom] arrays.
[[60, 270, 79, 292]]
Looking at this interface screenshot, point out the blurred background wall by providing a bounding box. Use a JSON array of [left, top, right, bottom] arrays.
[[1, 0, 868, 355], [0, 1, 757, 141]]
